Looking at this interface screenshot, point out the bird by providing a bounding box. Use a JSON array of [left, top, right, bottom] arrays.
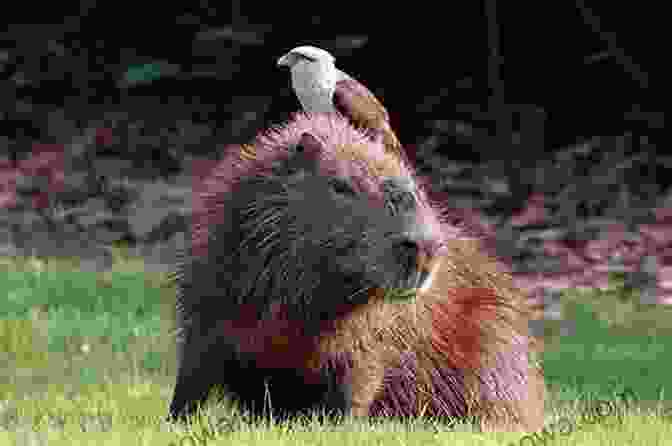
[[277, 45, 404, 158]]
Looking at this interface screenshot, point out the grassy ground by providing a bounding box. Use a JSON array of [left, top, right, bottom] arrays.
[[1, 246, 671, 445]]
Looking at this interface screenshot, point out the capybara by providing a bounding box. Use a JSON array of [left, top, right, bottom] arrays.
[[168, 112, 545, 431]]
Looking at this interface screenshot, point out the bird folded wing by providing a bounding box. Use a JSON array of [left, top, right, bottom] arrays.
[[333, 73, 403, 157]]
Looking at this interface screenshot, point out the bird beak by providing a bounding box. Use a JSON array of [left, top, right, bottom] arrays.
[[277, 53, 291, 67]]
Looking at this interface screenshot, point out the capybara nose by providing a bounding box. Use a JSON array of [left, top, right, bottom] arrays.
[[395, 239, 420, 276]]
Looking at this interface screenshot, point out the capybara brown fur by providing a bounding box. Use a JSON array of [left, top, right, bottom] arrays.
[[168, 112, 545, 431]]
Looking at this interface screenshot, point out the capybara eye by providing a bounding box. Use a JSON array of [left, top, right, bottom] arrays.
[[388, 189, 415, 214], [383, 179, 416, 215]]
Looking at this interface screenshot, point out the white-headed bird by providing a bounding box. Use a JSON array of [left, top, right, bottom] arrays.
[[278, 45, 404, 158]]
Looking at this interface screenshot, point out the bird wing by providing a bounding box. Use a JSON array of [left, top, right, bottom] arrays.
[[333, 70, 404, 157], [334, 70, 390, 122]]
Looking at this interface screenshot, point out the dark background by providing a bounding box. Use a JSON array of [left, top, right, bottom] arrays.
[[1, 2, 664, 152]]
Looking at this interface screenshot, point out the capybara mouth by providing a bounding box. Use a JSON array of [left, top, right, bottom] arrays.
[[383, 264, 436, 302], [383, 287, 417, 302]]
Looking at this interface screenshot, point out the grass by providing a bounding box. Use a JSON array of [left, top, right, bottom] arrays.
[[542, 282, 672, 411], [0, 245, 671, 444]]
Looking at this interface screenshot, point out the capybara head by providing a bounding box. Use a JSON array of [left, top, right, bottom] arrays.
[[189, 113, 446, 325]]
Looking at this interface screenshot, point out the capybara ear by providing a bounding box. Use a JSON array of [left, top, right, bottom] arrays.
[[287, 132, 324, 174], [296, 132, 324, 156]]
